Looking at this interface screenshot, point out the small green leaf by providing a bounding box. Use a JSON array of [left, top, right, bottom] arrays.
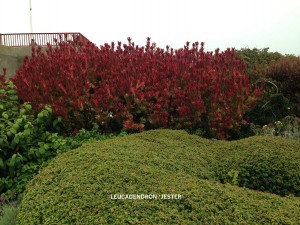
[[24, 104, 32, 111], [13, 123, 20, 131], [23, 129, 31, 136], [2, 112, 8, 119], [13, 136, 20, 144], [10, 127, 17, 135], [45, 106, 52, 113], [9, 95, 18, 101], [37, 112, 44, 119], [20, 108, 26, 114], [39, 148, 45, 155], [43, 144, 49, 150], [24, 122, 32, 129], [7, 89, 17, 95]]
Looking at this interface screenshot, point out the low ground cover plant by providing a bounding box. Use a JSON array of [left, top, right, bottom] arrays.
[[17, 130, 300, 224], [12, 37, 264, 139]]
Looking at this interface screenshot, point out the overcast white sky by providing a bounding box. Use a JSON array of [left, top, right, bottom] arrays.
[[1, 0, 300, 55]]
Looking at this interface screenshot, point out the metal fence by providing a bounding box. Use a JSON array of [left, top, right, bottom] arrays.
[[0, 33, 89, 47]]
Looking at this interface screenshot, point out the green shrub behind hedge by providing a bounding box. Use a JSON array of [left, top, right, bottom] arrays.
[[0, 80, 66, 200]]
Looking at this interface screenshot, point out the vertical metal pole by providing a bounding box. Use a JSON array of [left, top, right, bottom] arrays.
[[29, 0, 34, 45], [29, 0, 33, 33]]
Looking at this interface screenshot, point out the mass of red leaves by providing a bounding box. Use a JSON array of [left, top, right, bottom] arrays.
[[12, 37, 264, 139]]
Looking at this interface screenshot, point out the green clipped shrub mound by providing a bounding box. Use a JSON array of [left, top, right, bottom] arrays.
[[213, 136, 300, 196], [17, 130, 300, 224]]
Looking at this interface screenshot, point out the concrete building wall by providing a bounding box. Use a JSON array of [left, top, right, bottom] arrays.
[[0, 46, 32, 79]]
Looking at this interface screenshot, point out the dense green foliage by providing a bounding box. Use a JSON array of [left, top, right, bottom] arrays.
[[265, 56, 300, 117], [0, 80, 113, 201], [0, 80, 65, 199], [17, 130, 300, 224], [236, 48, 300, 126], [236, 47, 282, 83], [247, 92, 292, 126]]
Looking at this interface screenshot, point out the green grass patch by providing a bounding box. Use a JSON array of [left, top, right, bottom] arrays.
[[17, 129, 300, 224]]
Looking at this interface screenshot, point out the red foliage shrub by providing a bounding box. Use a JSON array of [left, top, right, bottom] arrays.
[[12, 36, 101, 131], [12, 37, 264, 139]]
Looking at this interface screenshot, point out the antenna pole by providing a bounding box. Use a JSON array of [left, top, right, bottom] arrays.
[[29, 0, 33, 33]]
